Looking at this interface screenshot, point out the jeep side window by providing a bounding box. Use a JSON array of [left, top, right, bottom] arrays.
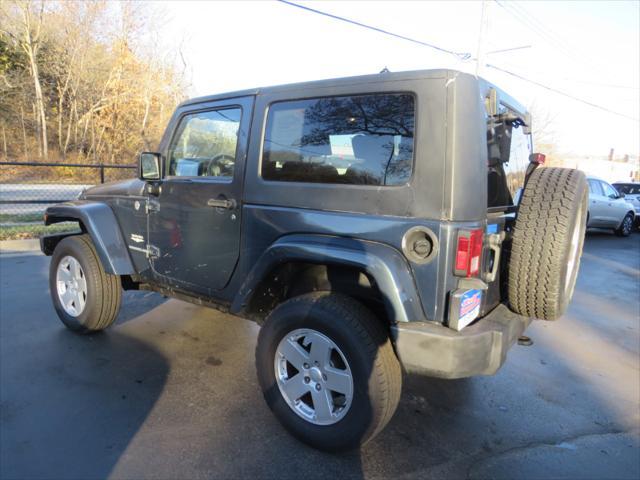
[[261, 93, 414, 186], [168, 108, 241, 178]]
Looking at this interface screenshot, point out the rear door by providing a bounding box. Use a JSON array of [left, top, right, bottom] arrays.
[[485, 113, 529, 313], [148, 96, 254, 295], [587, 179, 609, 226]]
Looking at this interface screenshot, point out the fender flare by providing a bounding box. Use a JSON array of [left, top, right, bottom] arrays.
[[230, 234, 427, 323], [43, 200, 135, 275]]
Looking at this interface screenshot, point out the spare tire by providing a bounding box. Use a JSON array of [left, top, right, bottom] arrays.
[[508, 167, 588, 320]]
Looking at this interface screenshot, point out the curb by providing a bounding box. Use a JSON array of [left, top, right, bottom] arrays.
[[0, 238, 41, 254]]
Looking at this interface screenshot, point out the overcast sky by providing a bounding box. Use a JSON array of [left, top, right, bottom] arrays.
[[155, 0, 639, 158]]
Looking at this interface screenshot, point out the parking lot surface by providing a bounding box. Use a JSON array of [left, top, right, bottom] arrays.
[[1, 231, 639, 479]]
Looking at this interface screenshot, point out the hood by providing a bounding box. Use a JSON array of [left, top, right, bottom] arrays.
[[81, 178, 146, 199]]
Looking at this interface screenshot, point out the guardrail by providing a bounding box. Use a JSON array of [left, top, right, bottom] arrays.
[[0, 161, 136, 184], [0, 161, 137, 238]]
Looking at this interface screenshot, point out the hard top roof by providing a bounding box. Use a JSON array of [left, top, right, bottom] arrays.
[[179, 68, 528, 115]]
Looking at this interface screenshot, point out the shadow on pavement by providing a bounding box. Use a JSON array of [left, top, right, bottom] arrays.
[[0, 328, 169, 480], [115, 290, 167, 326]]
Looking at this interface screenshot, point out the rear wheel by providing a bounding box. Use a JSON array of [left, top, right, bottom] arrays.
[[614, 213, 634, 237], [508, 167, 588, 320], [255, 292, 401, 452], [49, 234, 122, 333]]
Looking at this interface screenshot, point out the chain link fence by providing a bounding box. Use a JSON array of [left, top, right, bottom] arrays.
[[0, 162, 136, 240]]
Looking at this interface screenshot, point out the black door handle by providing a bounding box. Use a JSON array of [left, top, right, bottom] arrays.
[[207, 198, 236, 209]]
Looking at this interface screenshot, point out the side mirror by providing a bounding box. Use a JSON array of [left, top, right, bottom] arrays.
[[139, 152, 162, 181]]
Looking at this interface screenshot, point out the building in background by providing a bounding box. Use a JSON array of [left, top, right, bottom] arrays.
[[554, 153, 639, 183]]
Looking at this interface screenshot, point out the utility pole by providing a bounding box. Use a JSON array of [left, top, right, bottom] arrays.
[[476, 0, 490, 77]]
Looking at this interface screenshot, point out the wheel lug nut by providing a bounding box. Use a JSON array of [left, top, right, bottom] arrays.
[[304, 376, 310, 384], [303, 363, 309, 369], [315, 384, 321, 391]]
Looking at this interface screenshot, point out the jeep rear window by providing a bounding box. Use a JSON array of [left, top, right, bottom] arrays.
[[261, 93, 414, 186]]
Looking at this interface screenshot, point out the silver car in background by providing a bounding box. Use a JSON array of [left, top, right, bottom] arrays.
[[613, 181, 640, 229], [587, 177, 636, 236]]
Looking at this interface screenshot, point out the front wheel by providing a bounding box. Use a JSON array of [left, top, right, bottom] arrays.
[[614, 213, 634, 237], [49, 234, 122, 333], [255, 292, 401, 452]]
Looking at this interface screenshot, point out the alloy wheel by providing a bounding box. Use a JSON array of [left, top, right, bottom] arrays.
[[56, 255, 88, 317], [274, 328, 353, 426]]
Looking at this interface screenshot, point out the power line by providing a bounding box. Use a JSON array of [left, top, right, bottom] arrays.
[[494, 1, 577, 60], [486, 63, 639, 121], [487, 45, 531, 55], [278, 0, 639, 121], [277, 0, 472, 60], [566, 79, 639, 91], [493, 0, 638, 91]]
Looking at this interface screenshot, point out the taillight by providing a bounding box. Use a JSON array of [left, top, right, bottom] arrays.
[[529, 152, 546, 165], [454, 229, 483, 277]]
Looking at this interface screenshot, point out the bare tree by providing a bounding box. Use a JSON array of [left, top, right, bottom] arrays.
[[0, 0, 187, 171], [17, 1, 47, 158]]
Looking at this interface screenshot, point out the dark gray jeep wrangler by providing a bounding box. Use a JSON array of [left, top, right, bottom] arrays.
[[41, 69, 588, 452]]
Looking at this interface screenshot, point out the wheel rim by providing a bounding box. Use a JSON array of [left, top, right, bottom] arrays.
[[274, 328, 354, 426], [56, 255, 88, 317], [565, 202, 585, 295], [623, 215, 632, 235]]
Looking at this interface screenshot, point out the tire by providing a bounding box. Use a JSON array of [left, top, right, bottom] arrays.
[[255, 292, 401, 452], [49, 234, 122, 333], [508, 167, 588, 320], [614, 213, 634, 237]]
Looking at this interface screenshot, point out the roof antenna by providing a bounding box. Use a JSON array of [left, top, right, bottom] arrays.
[[379, 67, 390, 74]]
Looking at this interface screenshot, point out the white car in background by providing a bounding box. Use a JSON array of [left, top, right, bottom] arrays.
[[587, 177, 636, 236], [613, 181, 640, 229]]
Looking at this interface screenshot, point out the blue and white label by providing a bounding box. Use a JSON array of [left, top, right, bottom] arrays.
[[458, 289, 482, 329]]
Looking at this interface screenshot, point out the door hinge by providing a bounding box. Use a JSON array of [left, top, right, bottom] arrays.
[[128, 244, 160, 259], [146, 199, 160, 214]]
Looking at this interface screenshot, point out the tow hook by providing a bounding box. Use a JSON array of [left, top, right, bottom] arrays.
[[518, 335, 533, 346]]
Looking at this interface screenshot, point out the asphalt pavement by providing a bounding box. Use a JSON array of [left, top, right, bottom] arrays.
[[1, 231, 639, 479]]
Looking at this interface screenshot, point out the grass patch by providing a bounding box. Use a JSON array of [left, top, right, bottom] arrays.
[[0, 212, 44, 223], [0, 223, 80, 241]]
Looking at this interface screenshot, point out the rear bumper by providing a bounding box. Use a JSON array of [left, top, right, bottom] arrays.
[[390, 304, 532, 379]]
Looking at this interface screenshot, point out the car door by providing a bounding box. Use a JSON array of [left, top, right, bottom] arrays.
[[602, 182, 630, 228], [600, 180, 629, 227], [587, 179, 608, 226], [147, 96, 254, 295]]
